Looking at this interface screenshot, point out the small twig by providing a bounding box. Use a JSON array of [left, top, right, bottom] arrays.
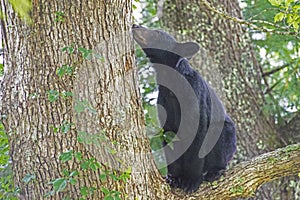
[[262, 64, 289, 77], [264, 77, 284, 94]]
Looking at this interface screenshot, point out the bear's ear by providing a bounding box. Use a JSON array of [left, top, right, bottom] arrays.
[[175, 42, 200, 59]]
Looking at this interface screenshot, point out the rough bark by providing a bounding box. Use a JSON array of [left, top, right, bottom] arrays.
[[0, 0, 162, 199]]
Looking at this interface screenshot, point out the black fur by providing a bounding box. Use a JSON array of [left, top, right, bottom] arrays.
[[132, 25, 236, 193]]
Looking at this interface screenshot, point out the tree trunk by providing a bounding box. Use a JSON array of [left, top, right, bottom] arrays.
[[161, 0, 294, 199], [0, 0, 163, 199]]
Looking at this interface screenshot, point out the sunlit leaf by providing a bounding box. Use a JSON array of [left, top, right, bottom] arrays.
[[8, 0, 32, 23], [52, 178, 67, 192], [274, 12, 285, 22]]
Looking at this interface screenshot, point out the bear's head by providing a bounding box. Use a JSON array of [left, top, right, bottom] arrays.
[[132, 25, 199, 65]]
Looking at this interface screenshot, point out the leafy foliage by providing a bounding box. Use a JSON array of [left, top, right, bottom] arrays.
[[7, 0, 32, 23], [55, 11, 65, 23], [269, 0, 300, 31], [48, 90, 60, 102], [0, 123, 17, 199], [0, 64, 3, 77], [243, 0, 300, 124], [56, 65, 73, 78], [45, 126, 131, 198], [47, 170, 78, 197]]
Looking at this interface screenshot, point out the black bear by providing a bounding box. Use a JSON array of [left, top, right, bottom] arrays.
[[132, 24, 236, 193]]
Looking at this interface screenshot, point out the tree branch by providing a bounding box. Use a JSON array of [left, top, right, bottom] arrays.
[[167, 143, 300, 199], [262, 64, 289, 77], [263, 77, 283, 94]]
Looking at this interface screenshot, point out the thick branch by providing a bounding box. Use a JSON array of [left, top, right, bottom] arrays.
[[167, 143, 300, 199]]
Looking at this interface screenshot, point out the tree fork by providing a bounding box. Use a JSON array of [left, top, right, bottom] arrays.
[[164, 143, 300, 199]]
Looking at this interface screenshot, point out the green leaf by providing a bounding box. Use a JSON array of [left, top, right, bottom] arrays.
[[150, 134, 163, 151], [100, 174, 107, 181], [62, 91, 73, 99], [80, 160, 89, 170], [48, 90, 59, 102], [59, 150, 73, 162], [55, 11, 65, 22], [291, 20, 299, 31], [101, 187, 110, 195], [104, 196, 114, 200], [0, 63, 3, 77], [268, 0, 283, 6], [118, 168, 131, 182], [80, 187, 88, 196], [107, 147, 117, 155], [293, 5, 300, 11], [274, 12, 285, 22], [109, 173, 118, 181], [69, 170, 79, 177], [285, 0, 294, 6], [77, 131, 93, 144], [78, 47, 93, 59], [8, 0, 32, 23], [60, 121, 73, 134], [62, 169, 69, 176], [90, 161, 100, 171], [62, 46, 74, 54], [53, 126, 59, 133], [56, 65, 73, 78], [52, 178, 67, 192], [74, 152, 82, 161], [68, 178, 77, 185], [22, 174, 36, 184], [164, 131, 179, 143]]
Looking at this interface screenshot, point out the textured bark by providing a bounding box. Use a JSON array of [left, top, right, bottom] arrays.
[[0, 0, 163, 199], [161, 0, 298, 199]]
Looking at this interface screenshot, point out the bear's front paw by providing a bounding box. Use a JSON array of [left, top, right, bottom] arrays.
[[179, 177, 202, 193], [165, 174, 180, 188]]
